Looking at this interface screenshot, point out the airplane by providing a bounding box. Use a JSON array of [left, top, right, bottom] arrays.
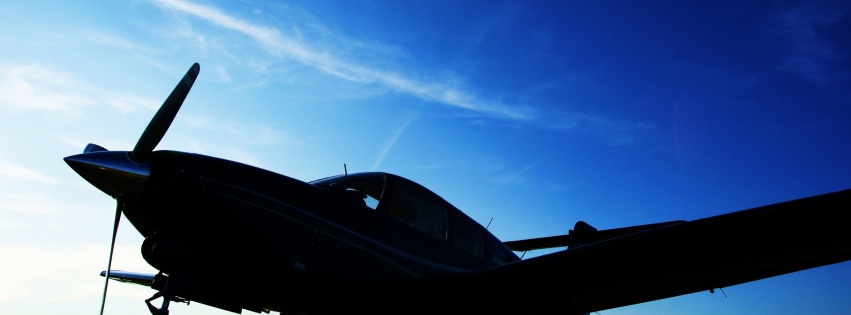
[[64, 63, 851, 315]]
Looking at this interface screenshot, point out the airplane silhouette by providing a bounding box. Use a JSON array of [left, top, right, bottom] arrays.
[[65, 63, 851, 315]]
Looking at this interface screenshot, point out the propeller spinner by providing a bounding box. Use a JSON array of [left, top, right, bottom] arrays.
[[63, 63, 200, 315]]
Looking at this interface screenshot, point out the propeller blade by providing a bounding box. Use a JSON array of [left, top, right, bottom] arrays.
[[130, 63, 200, 163], [99, 197, 124, 315]]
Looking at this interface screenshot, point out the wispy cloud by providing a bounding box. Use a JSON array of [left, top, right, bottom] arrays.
[[0, 244, 153, 302], [456, 1, 517, 64], [0, 65, 94, 114], [0, 160, 60, 184], [547, 111, 653, 146], [82, 32, 171, 73], [150, 0, 537, 120], [180, 114, 299, 146], [372, 113, 416, 170], [0, 64, 159, 115], [773, 4, 851, 85], [212, 64, 233, 83], [148, 0, 652, 146], [0, 192, 62, 214], [495, 158, 545, 185], [167, 114, 306, 168]]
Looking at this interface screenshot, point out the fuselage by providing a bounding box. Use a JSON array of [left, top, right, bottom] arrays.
[[67, 149, 518, 313]]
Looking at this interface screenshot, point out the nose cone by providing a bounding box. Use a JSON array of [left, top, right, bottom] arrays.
[[64, 151, 150, 198]]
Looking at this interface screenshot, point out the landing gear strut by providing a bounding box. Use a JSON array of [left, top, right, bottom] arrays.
[[145, 292, 188, 315]]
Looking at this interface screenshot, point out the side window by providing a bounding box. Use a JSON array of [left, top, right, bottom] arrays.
[[484, 235, 519, 267], [452, 214, 484, 258], [389, 184, 447, 241]]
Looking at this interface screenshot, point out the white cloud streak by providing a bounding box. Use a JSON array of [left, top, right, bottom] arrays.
[[0, 64, 159, 115], [147, 0, 649, 146], [773, 4, 851, 84], [0, 160, 60, 184], [372, 113, 416, 170], [0, 193, 56, 215], [82, 32, 171, 73], [150, 0, 537, 120], [495, 158, 545, 185], [0, 65, 95, 113], [0, 244, 153, 303], [548, 111, 652, 146]]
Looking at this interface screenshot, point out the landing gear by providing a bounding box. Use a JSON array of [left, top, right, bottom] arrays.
[[145, 292, 188, 315]]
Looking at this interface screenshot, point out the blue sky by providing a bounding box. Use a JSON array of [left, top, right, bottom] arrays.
[[1, 1, 850, 314]]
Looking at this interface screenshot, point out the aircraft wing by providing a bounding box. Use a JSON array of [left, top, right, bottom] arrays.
[[99, 270, 155, 287], [503, 220, 686, 251], [376, 189, 851, 315]]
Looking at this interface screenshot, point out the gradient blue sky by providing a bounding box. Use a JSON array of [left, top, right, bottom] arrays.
[[1, 1, 850, 314]]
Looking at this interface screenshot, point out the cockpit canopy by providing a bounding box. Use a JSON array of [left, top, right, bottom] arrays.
[[311, 173, 519, 267]]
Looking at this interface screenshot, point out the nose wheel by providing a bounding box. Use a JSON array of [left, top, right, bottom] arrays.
[[145, 292, 188, 315]]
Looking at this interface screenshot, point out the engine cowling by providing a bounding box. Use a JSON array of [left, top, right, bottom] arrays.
[[141, 231, 204, 273]]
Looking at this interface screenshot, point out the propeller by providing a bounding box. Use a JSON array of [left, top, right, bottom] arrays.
[[99, 197, 125, 315], [93, 63, 201, 315], [132, 62, 200, 163]]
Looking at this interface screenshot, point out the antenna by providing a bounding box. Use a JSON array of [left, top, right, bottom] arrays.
[[485, 217, 494, 229], [344, 163, 348, 176]]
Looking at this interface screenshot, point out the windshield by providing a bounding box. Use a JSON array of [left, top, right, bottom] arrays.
[[311, 173, 386, 210]]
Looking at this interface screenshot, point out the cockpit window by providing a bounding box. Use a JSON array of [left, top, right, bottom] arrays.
[[312, 174, 386, 211], [389, 183, 448, 241], [452, 214, 484, 258], [485, 235, 519, 267]]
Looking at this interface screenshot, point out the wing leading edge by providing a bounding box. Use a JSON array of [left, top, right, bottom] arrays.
[[100, 270, 155, 287], [376, 189, 851, 315]]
